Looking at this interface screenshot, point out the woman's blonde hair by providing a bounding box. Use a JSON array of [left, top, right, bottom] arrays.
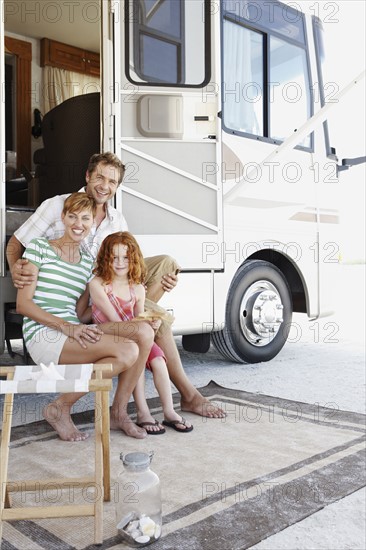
[[93, 232, 147, 285], [62, 192, 97, 217]]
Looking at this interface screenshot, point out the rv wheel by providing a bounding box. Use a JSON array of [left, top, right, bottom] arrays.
[[211, 260, 292, 363]]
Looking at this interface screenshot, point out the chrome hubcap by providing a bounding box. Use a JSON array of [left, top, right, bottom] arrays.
[[239, 280, 284, 347]]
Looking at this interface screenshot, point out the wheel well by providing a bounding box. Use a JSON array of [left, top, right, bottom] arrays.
[[246, 250, 307, 313]]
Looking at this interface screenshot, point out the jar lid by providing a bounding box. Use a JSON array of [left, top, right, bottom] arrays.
[[120, 451, 153, 469]]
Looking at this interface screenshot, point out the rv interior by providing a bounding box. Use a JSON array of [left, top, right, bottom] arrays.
[[4, 0, 101, 218], [2, 0, 102, 355]]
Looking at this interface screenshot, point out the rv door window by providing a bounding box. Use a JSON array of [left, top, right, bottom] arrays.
[[126, 0, 210, 87]]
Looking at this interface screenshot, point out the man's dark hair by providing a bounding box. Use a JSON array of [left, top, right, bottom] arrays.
[[87, 152, 125, 185]]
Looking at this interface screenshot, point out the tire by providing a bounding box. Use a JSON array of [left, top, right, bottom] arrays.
[[211, 260, 292, 363]]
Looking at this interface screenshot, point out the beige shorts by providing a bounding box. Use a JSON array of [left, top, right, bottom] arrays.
[[144, 255, 179, 337], [26, 327, 68, 365]]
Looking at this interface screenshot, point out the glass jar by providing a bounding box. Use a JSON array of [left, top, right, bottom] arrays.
[[115, 451, 162, 547]]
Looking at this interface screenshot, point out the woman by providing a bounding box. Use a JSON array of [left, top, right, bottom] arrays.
[[17, 192, 154, 442]]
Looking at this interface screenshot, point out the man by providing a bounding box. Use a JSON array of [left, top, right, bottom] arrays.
[[7, 152, 225, 438]]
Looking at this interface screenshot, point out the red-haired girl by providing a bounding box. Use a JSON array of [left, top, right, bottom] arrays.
[[90, 232, 193, 434]]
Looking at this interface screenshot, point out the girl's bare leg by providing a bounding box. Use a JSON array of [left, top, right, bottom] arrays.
[[150, 358, 192, 430], [132, 372, 164, 433], [111, 369, 149, 438], [99, 321, 155, 437]]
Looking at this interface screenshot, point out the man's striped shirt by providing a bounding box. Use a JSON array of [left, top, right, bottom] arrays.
[[14, 191, 128, 260]]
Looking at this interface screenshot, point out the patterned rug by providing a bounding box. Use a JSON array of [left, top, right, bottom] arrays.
[[1, 381, 365, 550]]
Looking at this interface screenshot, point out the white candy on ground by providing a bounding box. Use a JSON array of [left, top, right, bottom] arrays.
[[131, 530, 142, 540]]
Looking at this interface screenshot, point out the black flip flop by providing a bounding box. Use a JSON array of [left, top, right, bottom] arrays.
[[162, 416, 193, 433], [136, 420, 166, 435]]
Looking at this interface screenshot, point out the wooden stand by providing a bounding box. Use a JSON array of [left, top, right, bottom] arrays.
[[0, 364, 112, 545]]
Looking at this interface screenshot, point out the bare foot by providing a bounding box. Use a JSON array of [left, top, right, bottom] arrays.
[[181, 395, 226, 418], [43, 402, 89, 442], [110, 412, 147, 439], [136, 413, 165, 434]]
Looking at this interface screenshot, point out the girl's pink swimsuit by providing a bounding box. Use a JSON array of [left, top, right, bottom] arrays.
[[92, 284, 166, 370]]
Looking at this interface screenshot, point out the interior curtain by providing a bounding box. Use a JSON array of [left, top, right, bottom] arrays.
[[223, 20, 261, 135], [43, 66, 101, 113]]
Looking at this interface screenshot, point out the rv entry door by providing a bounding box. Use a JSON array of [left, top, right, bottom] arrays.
[[111, 0, 222, 270]]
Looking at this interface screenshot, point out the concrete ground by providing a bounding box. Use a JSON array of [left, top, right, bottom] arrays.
[[150, 263, 365, 550], [1, 264, 365, 549], [172, 264, 366, 550]]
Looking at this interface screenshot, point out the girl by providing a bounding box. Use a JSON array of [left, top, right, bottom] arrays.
[[90, 232, 193, 434], [17, 193, 154, 442]]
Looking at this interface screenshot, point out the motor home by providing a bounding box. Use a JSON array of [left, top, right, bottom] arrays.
[[1, 0, 364, 363]]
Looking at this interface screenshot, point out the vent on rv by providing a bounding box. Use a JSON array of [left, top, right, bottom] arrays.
[[137, 94, 183, 138]]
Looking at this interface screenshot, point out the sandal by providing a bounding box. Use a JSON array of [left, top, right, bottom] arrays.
[[162, 416, 193, 433], [136, 420, 165, 435]]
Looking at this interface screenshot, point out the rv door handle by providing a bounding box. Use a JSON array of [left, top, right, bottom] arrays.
[[194, 115, 214, 122]]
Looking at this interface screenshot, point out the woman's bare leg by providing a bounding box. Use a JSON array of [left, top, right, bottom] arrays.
[[43, 333, 140, 441], [43, 392, 89, 442]]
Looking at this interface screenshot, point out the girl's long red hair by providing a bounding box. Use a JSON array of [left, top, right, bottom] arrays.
[[93, 232, 147, 285]]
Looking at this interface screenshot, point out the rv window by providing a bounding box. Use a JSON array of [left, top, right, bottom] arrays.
[[222, 4, 312, 148], [269, 36, 311, 147], [223, 0, 306, 45], [223, 20, 264, 136], [126, 0, 210, 87]]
